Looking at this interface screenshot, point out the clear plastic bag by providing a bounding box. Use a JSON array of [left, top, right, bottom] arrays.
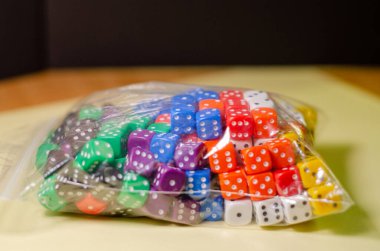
[[11, 82, 353, 226]]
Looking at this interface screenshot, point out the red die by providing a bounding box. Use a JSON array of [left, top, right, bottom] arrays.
[[273, 166, 303, 196], [241, 145, 272, 175], [226, 108, 253, 140], [251, 108, 279, 138], [246, 172, 277, 201], [155, 113, 171, 124], [75, 193, 107, 215], [219, 90, 244, 102], [224, 98, 250, 112], [199, 99, 225, 117], [205, 141, 238, 174], [265, 138, 295, 168], [219, 169, 248, 200]]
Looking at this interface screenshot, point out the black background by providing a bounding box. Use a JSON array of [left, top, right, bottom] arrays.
[[1, 0, 379, 78]]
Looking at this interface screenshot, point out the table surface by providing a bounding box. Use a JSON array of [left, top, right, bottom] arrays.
[[0, 66, 379, 251]]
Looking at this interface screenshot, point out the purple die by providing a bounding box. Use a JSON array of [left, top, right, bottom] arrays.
[[127, 129, 156, 152], [125, 147, 157, 177], [141, 190, 174, 219], [174, 142, 207, 170], [170, 196, 202, 224], [152, 164, 186, 194]]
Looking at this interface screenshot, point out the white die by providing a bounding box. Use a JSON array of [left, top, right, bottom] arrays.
[[252, 197, 284, 226], [244, 90, 275, 109], [277, 100, 306, 126], [243, 90, 269, 100], [253, 138, 272, 146], [224, 199, 253, 226], [231, 138, 253, 163], [281, 195, 312, 224]]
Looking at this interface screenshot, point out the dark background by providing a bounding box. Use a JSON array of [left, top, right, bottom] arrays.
[[1, 0, 379, 78]]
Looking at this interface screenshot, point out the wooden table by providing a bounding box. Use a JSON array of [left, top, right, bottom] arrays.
[[0, 66, 379, 251]]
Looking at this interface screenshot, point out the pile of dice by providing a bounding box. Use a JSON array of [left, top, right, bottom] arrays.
[[35, 84, 351, 226]]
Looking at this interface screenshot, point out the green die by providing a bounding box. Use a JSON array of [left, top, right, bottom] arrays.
[[96, 126, 128, 158], [79, 105, 103, 120], [37, 174, 67, 211], [126, 116, 152, 131], [112, 157, 126, 174], [117, 172, 150, 209], [148, 123, 171, 133], [74, 139, 114, 173], [35, 142, 59, 170]]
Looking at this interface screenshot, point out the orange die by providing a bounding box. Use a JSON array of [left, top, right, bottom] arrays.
[[75, 193, 107, 215], [205, 141, 238, 174], [246, 172, 277, 201], [219, 90, 244, 102], [199, 99, 225, 117], [265, 138, 295, 169], [155, 113, 171, 124], [219, 169, 248, 200], [241, 145, 272, 175], [251, 107, 279, 138]]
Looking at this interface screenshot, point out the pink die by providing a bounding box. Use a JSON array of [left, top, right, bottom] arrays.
[[174, 142, 207, 170]]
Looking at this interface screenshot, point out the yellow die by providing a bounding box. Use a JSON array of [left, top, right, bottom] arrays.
[[280, 131, 306, 153], [297, 157, 329, 188], [297, 105, 317, 137], [307, 184, 342, 216]]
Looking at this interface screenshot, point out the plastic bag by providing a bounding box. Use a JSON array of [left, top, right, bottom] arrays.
[[16, 82, 353, 226]]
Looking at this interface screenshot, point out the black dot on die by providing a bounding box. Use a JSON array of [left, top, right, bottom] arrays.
[[305, 212, 310, 217], [261, 205, 266, 210], [275, 209, 280, 213], [265, 99, 269, 101], [276, 215, 280, 220], [290, 204, 295, 209], [237, 213, 242, 218], [312, 172, 316, 177], [302, 201, 307, 205], [333, 203, 338, 208], [317, 195, 322, 199], [244, 144, 249, 148], [238, 150, 241, 154], [255, 103, 260, 105], [263, 212, 267, 216], [274, 202, 279, 207], [264, 218, 268, 222], [293, 216, 298, 221]]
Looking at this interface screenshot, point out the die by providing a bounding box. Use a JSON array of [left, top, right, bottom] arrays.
[[205, 141, 238, 174], [170, 196, 202, 224], [198, 99, 225, 117], [65, 119, 99, 153], [79, 105, 103, 120], [246, 172, 277, 201], [297, 157, 329, 188], [265, 138, 296, 169], [185, 168, 211, 200], [150, 133, 180, 163], [155, 113, 171, 124], [35, 142, 59, 170], [273, 166, 303, 197], [244, 90, 275, 109], [219, 90, 244, 102], [225, 108, 253, 140], [200, 194, 224, 221], [96, 125, 129, 158], [147, 123, 171, 133], [75, 193, 107, 215], [171, 94, 197, 107], [91, 164, 123, 188], [41, 149, 71, 178], [218, 169, 248, 200], [170, 107, 196, 135], [125, 147, 158, 177], [224, 199, 252, 226], [195, 108, 223, 140], [111, 157, 126, 174], [117, 172, 150, 208], [251, 107, 279, 138], [224, 98, 250, 112], [281, 195, 312, 224], [74, 139, 114, 173], [174, 142, 207, 170], [127, 129, 156, 152], [152, 164, 186, 194], [37, 174, 67, 211], [241, 145, 272, 175], [194, 90, 219, 102], [252, 197, 284, 226], [307, 184, 342, 216], [141, 190, 174, 219]]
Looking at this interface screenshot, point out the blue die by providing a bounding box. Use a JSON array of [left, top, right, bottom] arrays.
[[200, 195, 224, 221], [195, 90, 219, 102], [170, 107, 196, 135], [196, 108, 223, 140], [185, 168, 211, 200], [150, 133, 180, 163], [171, 94, 197, 107]]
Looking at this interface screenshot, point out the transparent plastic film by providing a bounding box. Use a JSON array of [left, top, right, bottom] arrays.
[[15, 82, 352, 227]]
